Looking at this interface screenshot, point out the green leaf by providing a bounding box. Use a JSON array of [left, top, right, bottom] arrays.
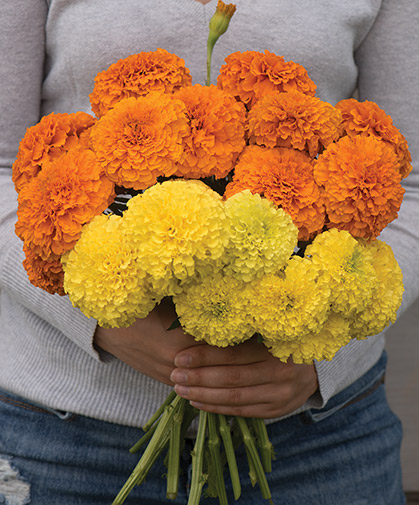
[[167, 318, 181, 331]]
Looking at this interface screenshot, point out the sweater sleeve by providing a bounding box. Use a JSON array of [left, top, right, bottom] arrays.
[[0, 0, 100, 360], [310, 0, 419, 408]]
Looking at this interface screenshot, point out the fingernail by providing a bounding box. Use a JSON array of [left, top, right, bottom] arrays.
[[170, 370, 188, 384], [174, 354, 191, 367], [174, 385, 190, 397]]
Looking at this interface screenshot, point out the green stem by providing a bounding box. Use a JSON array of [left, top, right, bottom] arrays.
[[249, 418, 274, 473], [206, 39, 216, 86], [204, 439, 218, 499], [207, 413, 228, 505], [166, 398, 186, 500], [236, 417, 273, 503], [135, 431, 171, 487], [218, 414, 241, 500], [129, 423, 157, 454], [180, 403, 200, 440], [142, 390, 177, 432], [112, 394, 182, 505], [187, 410, 209, 505], [113, 430, 170, 504], [244, 444, 257, 487]]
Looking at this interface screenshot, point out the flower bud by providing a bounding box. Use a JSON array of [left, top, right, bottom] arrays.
[[206, 1, 236, 85], [208, 1, 236, 41]]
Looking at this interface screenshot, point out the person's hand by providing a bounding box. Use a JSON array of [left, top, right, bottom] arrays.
[[93, 298, 203, 385], [170, 337, 319, 419]]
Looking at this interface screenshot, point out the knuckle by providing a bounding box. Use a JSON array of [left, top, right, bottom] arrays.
[[226, 367, 242, 386], [186, 388, 200, 402], [228, 388, 243, 405], [264, 408, 279, 419], [280, 382, 295, 401], [230, 405, 244, 416], [267, 364, 279, 384], [224, 346, 238, 364], [190, 369, 203, 386], [192, 346, 208, 366]]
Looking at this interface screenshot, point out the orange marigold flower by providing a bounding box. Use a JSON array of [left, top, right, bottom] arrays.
[[314, 135, 404, 239], [12, 112, 96, 193], [90, 93, 189, 190], [89, 49, 192, 117], [225, 145, 325, 240], [247, 90, 342, 157], [15, 148, 115, 260], [22, 245, 65, 296], [217, 50, 316, 109], [336, 98, 412, 179], [173, 84, 246, 179]]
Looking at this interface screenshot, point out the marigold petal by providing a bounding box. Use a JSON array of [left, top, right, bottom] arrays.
[[23, 245, 65, 296], [217, 50, 316, 108], [223, 190, 298, 281], [336, 98, 412, 179], [12, 112, 96, 192], [90, 49, 192, 117], [247, 90, 342, 157], [314, 135, 404, 238], [62, 214, 159, 327], [90, 93, 189, 190], [173, 272, 254, 347], [15, 148, 115, 259], [248, 257, 331, 342], [122, 179, 227, 296], [173, 84, 246, 179], [225, 145, 325, 240]]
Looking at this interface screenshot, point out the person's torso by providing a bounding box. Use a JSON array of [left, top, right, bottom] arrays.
[[42, 0, 382, 115]]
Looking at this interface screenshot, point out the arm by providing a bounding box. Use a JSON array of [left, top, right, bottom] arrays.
[[0, 2, 203, 373], [314, 0, 419, 405], [0, 1, 99, 358], [355, 0, 419, 311]]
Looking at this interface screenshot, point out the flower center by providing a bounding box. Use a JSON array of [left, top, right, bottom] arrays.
[[210, 300, 229, 318]]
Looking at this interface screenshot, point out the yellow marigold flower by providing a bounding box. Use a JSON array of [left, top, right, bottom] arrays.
[[223, 190, 298, 282], [265, 313, 352, 364], [173, 84, 246, 179], [90, 93, 189, 190], [305, 228, 376, 316], [336, 98, 412, 179], [62, 214, 159, 328], [224, 145, 326, 241], [314, 135, 404, 239], [350, 239, 404, 339], [249, 256, 331, 342], [217, 50, 316, 109], [122, 180, 227, 296], [173, 272, 254, 347], [247, 90, 343, 157], [89, 49, 192, 118]]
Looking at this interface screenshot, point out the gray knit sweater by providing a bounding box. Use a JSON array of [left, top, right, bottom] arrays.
[[0, 0, 418, 427]]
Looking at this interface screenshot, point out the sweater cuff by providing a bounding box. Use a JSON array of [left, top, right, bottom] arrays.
[[309, 334, 385, 409]]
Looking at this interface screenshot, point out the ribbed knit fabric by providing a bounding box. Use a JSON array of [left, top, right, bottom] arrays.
[[0, 0, 418, 427]]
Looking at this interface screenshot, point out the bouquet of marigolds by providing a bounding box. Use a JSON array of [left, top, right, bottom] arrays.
[[12, 2, 411, 504]]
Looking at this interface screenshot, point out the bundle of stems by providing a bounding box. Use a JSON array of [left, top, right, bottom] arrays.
[[112, 391, 275, 505]]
